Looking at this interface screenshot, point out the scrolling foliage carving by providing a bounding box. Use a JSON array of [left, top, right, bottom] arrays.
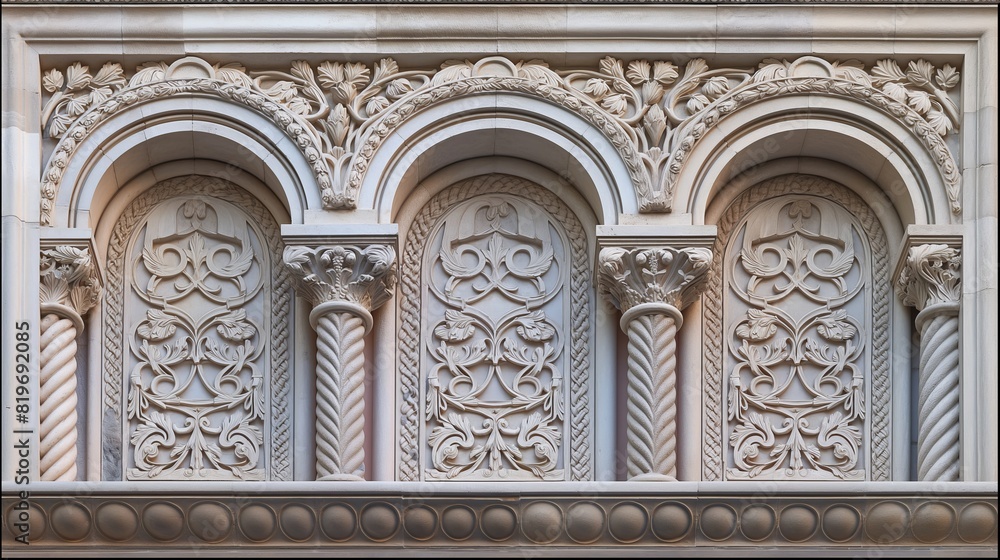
[[104, 176, 292, 481], [425, 196, 567, 480], [399, 175, 593, 482], [126, 197, 267, 480], [40, 55, 962, 225], [725, 196, 869, 480]]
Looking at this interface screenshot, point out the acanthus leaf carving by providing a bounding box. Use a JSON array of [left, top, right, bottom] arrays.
[[40, 245, 102, 321], [896, 244, 962, 311], [283, 244, 397, 310], [598, 246, 712, 312], [40, 55, 963, 225]]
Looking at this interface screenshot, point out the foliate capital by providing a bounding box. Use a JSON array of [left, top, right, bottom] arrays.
[[598, 246, 713, 313], [896, 244, 962, 311], [39, 246, 102, 323], [283, 244, 397, 311]]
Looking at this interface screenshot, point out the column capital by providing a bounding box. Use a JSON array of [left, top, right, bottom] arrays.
[[39, 244, 102, 330], [283, 244, 398, 312], [598, 246, 713, 313], [895, 242, 962, 312]]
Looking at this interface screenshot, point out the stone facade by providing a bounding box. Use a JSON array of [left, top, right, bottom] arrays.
[[2, 2, 997, 555]]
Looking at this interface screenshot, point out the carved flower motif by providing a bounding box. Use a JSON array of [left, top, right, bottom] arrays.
[[434, 310, 476, 341], [816, 309, 857, 341], [514, 311, 555, 342], [736, 309, 780, 341]]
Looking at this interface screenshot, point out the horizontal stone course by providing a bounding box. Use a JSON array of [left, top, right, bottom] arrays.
[[3, 485, 996, 552]]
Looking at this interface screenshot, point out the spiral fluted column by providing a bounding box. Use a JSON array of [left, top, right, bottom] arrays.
[[599, 246, 712, 481], [37, 245, 101, 482], [896, 242, 962, 481], [284, 244, 396, 481]]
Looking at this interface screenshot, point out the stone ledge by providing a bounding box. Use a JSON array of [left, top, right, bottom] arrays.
[[3, 483, 996, 554]]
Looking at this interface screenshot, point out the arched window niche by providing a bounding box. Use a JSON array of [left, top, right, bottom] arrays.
[[396, 174, 596, 482], [99, 175, 294, 481], [703, 174, 896, 482]]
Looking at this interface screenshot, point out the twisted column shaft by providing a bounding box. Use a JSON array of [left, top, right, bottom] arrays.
[[314, 309, 368, 480], [38, 313, 79, 481], [916, 305, 961, 481], [625, 309, 679, 480]]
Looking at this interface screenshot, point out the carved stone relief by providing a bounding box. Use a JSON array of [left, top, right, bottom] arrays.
[[398, 174, 593, 481], [704, 175, 892, 482], [38, 55, 962, 225], [102, 176, 292, 481]]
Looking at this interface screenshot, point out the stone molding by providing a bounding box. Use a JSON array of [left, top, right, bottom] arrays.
[[38, 54, 963, 224], [3, 484, 996, 551], [7, 0, 996, 4]]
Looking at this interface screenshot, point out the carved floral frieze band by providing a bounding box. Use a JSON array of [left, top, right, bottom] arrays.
[[39, 55, 963, 225]]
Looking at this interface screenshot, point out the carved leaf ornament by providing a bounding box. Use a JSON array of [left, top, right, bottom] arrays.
[[725, 196, 870, 480], [40, 55, 962, 224], [125, 196, 268, 480]]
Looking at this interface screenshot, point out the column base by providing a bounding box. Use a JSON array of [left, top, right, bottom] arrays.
[[630, 473, 678, 482], [318, 473, 365, 481]]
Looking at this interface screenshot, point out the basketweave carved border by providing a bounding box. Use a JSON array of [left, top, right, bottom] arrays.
[[39, 55, 962, 225], [101, 175, 293, 481], [397, 174, 594, 481], [702, 174, 892, 482]]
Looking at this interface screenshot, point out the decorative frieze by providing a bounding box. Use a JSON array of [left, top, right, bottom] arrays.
[[38, 54, 963, 225], [896, 241, 963, 481], [599, 245, 712, 480], [38, 245, 101, 482], [5, 486, 995, 550], [284, 244, 397, 480]]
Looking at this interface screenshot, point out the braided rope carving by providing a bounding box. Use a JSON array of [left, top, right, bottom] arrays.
[[38, 314, 79, 481], [103, 176, 291, 480], [398, 174, 592, 481], [314, 312, 367, 479], [704, 175, 891, 481]]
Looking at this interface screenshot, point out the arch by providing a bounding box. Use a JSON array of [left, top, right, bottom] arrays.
[[41, 82, 330, 227], [355, 90, 637, 225], [672, 89, 960, 226]]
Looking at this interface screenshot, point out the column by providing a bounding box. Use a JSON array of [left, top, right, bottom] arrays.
[[38, 246, 101, 481], [896, 243, 962, 481], [284, 244, 397, 480], [598, 246, 712, 480]]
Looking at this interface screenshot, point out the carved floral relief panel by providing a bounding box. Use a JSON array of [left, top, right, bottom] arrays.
[[399, 175, 593, 482], [103, 176, 292, 481], [724, 195, 872, 480]]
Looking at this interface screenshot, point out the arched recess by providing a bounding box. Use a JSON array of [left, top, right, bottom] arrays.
[[99, 175, 293, 481], [44, 93, 323, 230], [701, 174, 907, 482], [675, 95, 959, 227], [394, 173, 596, 482], [356, 93, 635, 225]]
